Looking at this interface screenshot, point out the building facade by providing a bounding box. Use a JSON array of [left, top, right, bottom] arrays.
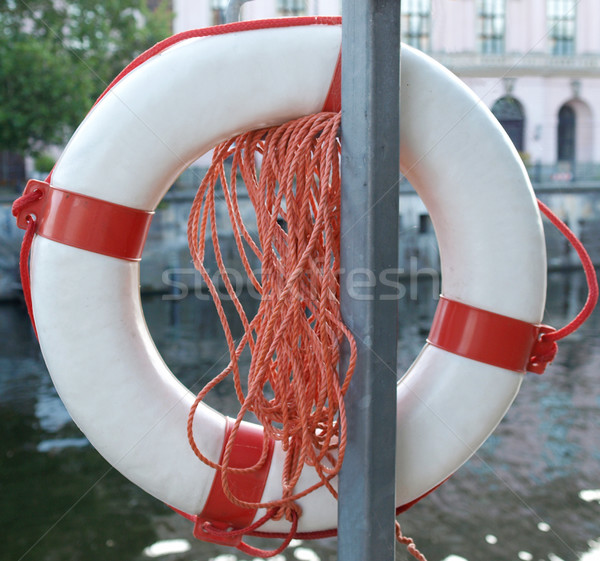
[[433, 0, 600, 181], [174, 0, 600, 181], [163, 0, 600, 276]]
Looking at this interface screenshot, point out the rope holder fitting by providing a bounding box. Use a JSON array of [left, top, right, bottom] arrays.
[[194, 519, 246, 547], [14, 179, 46, 230], [427, 296, 558, 376], [527, 324, 559, 374]]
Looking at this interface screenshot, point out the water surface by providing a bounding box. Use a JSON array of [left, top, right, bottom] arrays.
[[0, 272, 598, 561]]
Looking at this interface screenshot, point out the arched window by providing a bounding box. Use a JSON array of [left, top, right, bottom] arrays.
[[401, 0, 431, 51], [491, 97, 525, 152], [557, 104, 576, 163]]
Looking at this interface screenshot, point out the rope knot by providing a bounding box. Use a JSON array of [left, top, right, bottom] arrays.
[[265, 502, 303, 525], [527, 325, 559, 374]]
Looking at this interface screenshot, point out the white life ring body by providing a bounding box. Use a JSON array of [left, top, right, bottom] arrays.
[[26, 19, 545, 534]]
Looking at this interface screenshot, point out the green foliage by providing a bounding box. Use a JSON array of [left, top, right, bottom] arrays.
[[0, 0, 172, 155], [33, 152, 56, 172]]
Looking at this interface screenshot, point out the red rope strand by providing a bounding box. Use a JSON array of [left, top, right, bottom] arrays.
[[201, 508, 299, 558], [396, 521, 428, 561], [12, 188, 43, 336], [537, 199, 599, 342], [186, 112, 356, 523]]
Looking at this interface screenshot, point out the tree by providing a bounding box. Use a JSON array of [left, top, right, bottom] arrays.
[[0, 0, 172, 155]]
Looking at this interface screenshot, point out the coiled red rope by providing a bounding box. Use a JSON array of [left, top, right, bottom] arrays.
[[187, 111, 356, 520], [182, 109, 598, 558]]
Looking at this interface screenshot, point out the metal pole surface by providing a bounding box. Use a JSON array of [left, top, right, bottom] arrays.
[[338, 1, 401, 560], [225, 0, 253, 23]]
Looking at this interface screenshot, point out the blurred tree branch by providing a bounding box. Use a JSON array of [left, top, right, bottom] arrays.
[[0, 0, 172, 155]]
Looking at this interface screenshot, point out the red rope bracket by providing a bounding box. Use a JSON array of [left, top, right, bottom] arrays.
[[527, 324, 559, 374], [13, 180, 47, 230], [12, 183, 44, 333]]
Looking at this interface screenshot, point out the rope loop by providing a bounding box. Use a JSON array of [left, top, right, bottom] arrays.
[[537, 200, 599, 341], [528, 200, 599, 374]]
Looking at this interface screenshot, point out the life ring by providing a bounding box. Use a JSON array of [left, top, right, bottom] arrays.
[[19, 18, 547, 536]]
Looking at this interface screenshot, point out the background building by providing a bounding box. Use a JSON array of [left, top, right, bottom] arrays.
[[175, 0, 600, 182], [166, 0, 600, 275], [2, 1, 598, 300], [433, 0, 600, 182]]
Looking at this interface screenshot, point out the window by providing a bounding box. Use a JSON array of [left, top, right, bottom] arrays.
[[557, 104, 576, 163], [401, 0, 431, 51], [548, 0, 576, 55], [477, 0, 505, 54], [492, 97, 525, 152], [277, 0, 307, 16], [211, 0, 228, 25]]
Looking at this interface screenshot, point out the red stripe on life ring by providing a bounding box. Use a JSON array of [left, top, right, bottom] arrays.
[[15, 180, 154, 261], [194, 419, 274, 545], [427, 296, 544, 373]]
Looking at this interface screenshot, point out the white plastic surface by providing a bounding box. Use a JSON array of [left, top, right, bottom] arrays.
[[31, 25, 546, 533]]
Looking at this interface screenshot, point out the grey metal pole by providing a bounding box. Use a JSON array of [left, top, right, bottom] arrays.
[[338, 1, 401, 560], [225, 0, 253, 23]]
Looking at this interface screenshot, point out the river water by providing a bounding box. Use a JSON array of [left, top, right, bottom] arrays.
[[0, 271, 598, 561]]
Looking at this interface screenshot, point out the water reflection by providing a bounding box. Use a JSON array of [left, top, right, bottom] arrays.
[[579, 490, 600, 503], [0, 271, 598, 561], [579, 540, 600, 561], [143, 538, 191, 557]]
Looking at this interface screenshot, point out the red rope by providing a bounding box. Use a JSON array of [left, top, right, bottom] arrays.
[[537, 199, 599, 342], [11, 188, 43, 336], [186, 112, 355, 520], [396, 521, 428, 561], [521, 199, 598, 372]]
